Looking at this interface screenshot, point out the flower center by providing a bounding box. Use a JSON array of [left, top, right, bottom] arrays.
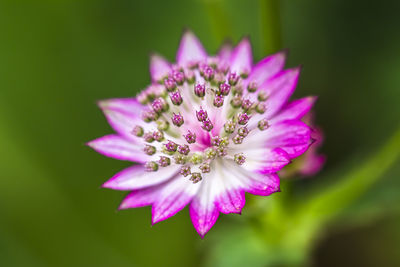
[[134, 59, 271, 183]]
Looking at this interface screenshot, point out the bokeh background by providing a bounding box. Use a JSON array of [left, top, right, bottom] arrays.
[[1, 0, 400, 266]]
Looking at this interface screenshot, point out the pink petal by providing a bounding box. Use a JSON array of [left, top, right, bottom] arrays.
[[217, 42, 233, 62], [229, 38, 253, 75], [98, 98, 144, 139], [246, 50, 286, 85], [150, 54, 171, 82], [151, 176, 199, 224], [87, 134, 147, 162], [215, 188, 245, 214], [119, 186, 161, 209], [246, 173, 280, 196], [102, 164, 180, 191], [262, 67, 301, 119], [300, 154, 326, 176], [176, 30, 208, 66], [242, 147, 291, 173], [271, 96, 317, 124], [266, 120, 312, 158], [189, 196, 219, 238]]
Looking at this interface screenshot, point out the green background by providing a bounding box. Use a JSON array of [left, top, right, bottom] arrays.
[[0, 0, 399, 266]]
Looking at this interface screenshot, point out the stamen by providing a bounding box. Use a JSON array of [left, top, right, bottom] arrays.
[[144, 161, 159, 172], [255, 102, 267, 114], [211, 136, 221, 146], [234, 153, 246, 165], [132, 125, 144, 137], [219, 83, 231, 96], [219, 137, 229, 147], [178, 144, 190, 155], [169, 91, 183, 106], [237, 126, 249, 137], [247, 81, 258, 92], [174, 154, 187, 164], [230, 95, 242, 108], [183, 130, 196, 144], [203, 65, 215, 81], [213, 95, 224, 107], [180, 166, 191, 177], [201, 119, 214, 132], [189, 172, 202, 184], [142, 110, 159, 122], [164, 77, 177, 92], [216, 146, 227, 157], [241, 98, 253, 111], [144, 145, 156, 155], [238, 113, 250, 125], [164, 140, 178, 152], [194, 83, 206, 97], [152, 97, 169, 113], [196, 107, 208, 122], [258, 119, 270, 130], [204, 147, 216, 160], [143, 132, 155, 143], [158, 156, 171, 167], [171, 112, 184, 127], [152, 130, 164, 142], [172, 70, 185, 85], [224, 120, 236, 134], [228, 72, 239, 86], [190, 153, 203, 164], [232, 135, 243, 144], [199, 162, 210, 173]]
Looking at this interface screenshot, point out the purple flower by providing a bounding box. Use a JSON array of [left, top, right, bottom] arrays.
[[88, 30, 317, 238]]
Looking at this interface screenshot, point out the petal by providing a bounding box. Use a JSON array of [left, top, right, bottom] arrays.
[[271, 96, 317, 123], [217, 42, 233, 62], [151, 177, 200, 224], [300, 154, 326, 176], [265, 120, 312, 158], [98, 98, 145, 139], [102, 164, 180, 191], [150, 54, 171, 82], [246, 50, 287, 85], [229, 38, 253, 75], [240, 147, 291, 173], [176, 30, 208, 66], [189, 193, 219, 238], [262, 67, 301, 119], [215, 188, 245, 214], [87, 134, 147, 162], [119, 186, 161, 209]]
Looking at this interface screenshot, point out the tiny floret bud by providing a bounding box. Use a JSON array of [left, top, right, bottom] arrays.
[[231, 95, 242, 108], [237, 127, 249, 137], [241, 98, 253, 111], [157, 120, 169, 131], [202, 65, 215, 81], [201, 119, 214, 132], [194, 83, 206, 97], [199, 163, 211, 173], [144, 161, 159, 172], [190, 172, 202, 184], [255, 102, 267, 114], [247, 81, 258, 92], [232, 84, 244, 95], [228, 72, 239, 85], [172, 112, 184, 127], [132, 125, 144, 137], [196, 107, 208, 122], [180, 166, 191, 177], [158, 156, 171, 167], [213, 95, 224, 107], [137, 91, 148, 105], [224, 120, 236, 133], [172, 70, 185, 85], [211, 136, 221, 146], [152, 130, 164, 142], [152, 97, 169, 113], [190, 153, 203, 164], [186, 70, 195, 84], [234, 153, 246, 165], [233, 135, 243, 144], [178, 144, 190, 155], [144, 145, 156, 155], [204, 147, 216, 160], [142, 110, 159, 122], [164, 77, 176, 92], [169, 90, 183, 106], [216, 146, 227, 157], [219, 83, 231, 96], [164, 140, 178, 152], [143, 132, 155, 143], [219, 137, 229, 147], [238, 113, 250, 125], [258, 119, 270, 131], [184, 130, 196, 144], [174, 154, 187, 164], [258, 90, 269, 101]]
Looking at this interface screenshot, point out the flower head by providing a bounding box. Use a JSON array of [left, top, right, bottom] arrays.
[[88, 30, 317, 238]]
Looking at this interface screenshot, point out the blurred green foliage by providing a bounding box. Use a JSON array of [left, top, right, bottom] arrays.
[[0, 0, 399, 266]]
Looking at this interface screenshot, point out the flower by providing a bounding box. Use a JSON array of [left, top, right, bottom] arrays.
[[87, 30, 316, 237]]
